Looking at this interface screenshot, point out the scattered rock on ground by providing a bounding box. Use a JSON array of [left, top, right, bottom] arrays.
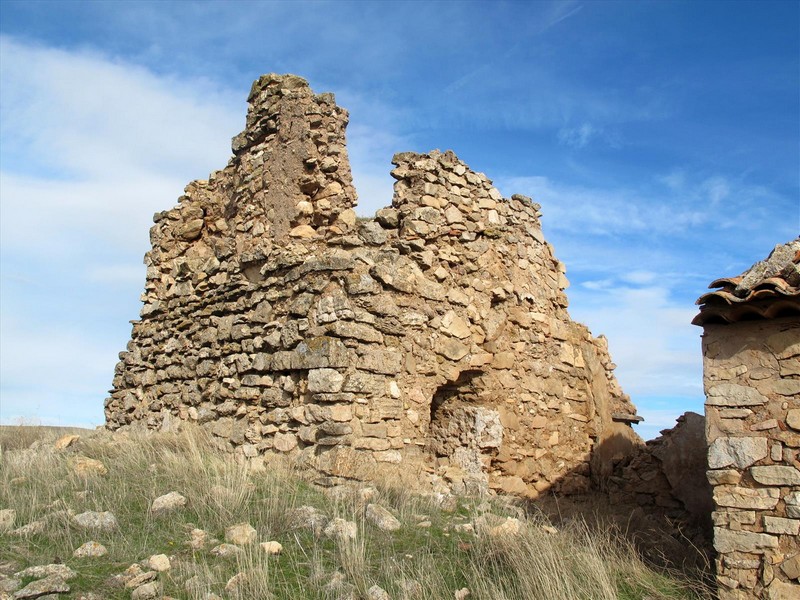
[[54, 434, 80, 450], [72, 511, 117, 532], [365, 504, 401, 532], [11, 575, 69, 599], [323, 518, 357, 542], [287, 505, 329, 534], [367, 584, 390, 600], [10, 521, 45, 537], [147, 554, 170, 572], [210, 543, 242, 557], [124, 572, 157, 589], [225, 523, 257, 545], [73, 541, 107, 558], [14, 565, 76, 581], [150, 492, 186, 516], [131, 581, 159, 600], [0, 575, 21, 593], [187, 528, 211, 550], [260, 541, 282, 555], [72, 457, 107, 478], [224, 572, 248, 594]]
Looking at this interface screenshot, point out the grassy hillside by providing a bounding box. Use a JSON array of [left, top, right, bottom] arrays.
[[0, 426, 713, 600]]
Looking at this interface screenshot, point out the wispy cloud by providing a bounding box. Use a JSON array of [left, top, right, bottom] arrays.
[[0, 36, 243, 426]]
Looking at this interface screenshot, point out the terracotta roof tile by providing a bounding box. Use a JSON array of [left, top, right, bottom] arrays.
[[692, 238, 800, 325]]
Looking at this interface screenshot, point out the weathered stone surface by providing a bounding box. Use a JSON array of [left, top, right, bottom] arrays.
[[225, 523, 257, 545], [12, 575, 69, 599], [260, 541, 283, 555], [750, 465, 800, 486], [131, 582, 160, 600], [151, 491, 187, 515], [54, 434, 80, 450], [323, 517, 357, 542], [367, 585, 390, 600], [706, 384, 769, 407], [147, 554, 171, 571], [14, 565, 76, 581], [708, 437, 769, 469], [72, 456, 107, 478], [308, 368, 345, 393], [713, 527, 779, 553], [781, 554, 800, 580], [73, 541, 107, 558], [764, 516, 800, 535], [210, 543, 242, 557], [73, 511, 117, 531], [714, 486, 780, 510], [787, 409, 800, 431], [365, 504, 401, 531]]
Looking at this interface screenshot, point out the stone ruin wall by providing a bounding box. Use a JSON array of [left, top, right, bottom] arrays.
[[105, 73, 643, 499], [607, 411, 712, 530], [702, 318, 799, 599]]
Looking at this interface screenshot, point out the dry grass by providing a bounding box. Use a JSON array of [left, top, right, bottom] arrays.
[[0, 425, 714, 599]]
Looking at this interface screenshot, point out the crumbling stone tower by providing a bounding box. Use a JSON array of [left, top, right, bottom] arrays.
[[107, 74, 641, 497]]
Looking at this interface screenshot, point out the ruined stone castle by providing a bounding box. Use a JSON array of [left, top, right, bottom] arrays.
[[105, 74, 644, 497]]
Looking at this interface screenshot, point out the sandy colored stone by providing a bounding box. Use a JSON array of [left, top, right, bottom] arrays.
[[131, 582, 160, 600], [54, 434, 80, 450], [750, 465, 800, 486], [713, 527, 779, 553], [365, 504, 401, 531], [780, 554, 800, 580], [708, 436, 768, 469], [225, 523, 257, 545], [104, 74, 642, 510], [714, 486, 780, 510], [706, 383, 768, 407], [260, 541, 283, 555], [210, 543, 242, 557], [73, 511, 117, 532], [72, 456, 107, 477], [323, 518, 357, 542], [11, 575, 69, 599], [151, 491, 187, 515], [147, 554, 171, 571], [73, 541, 107, 558], [14, 565, 76, 581], [787, 409, 800, 431]]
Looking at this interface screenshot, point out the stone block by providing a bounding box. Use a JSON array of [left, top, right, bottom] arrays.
[[750, 465, 800, 486], [706, 383, 768, 407], [709, 436, 768, 469], [763, 516, 800, 535], [713, 527, 779, 553], [307, 368, 345, 393], [714, 486, 780, 510]]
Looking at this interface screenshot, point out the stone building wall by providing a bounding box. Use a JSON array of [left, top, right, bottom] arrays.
[[106, 74, 642, 498], [607, 411, 712, 528], [702, 317, 799, 599]]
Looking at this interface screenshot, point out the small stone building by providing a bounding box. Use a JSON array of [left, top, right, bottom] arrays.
[[106, 74, 643, 498], [694, 239, 800, 599]]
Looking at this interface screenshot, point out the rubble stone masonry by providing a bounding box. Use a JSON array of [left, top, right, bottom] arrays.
[[106, 74, 642, 499], [703, 318, 800, 599]]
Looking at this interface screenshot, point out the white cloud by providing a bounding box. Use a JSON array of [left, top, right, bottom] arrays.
[[0, 37, 245, 427], [558, 123, 597, 148]]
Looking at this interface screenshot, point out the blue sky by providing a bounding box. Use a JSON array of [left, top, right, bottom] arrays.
[[1, 0, 798, 440]]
